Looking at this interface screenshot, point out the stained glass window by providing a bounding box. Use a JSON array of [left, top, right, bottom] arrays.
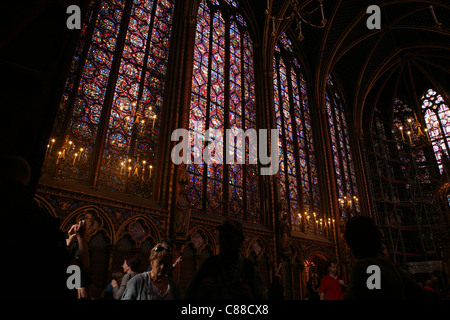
[[421, 89, 450, 174], [43, 0, 175, 199], [326, 76, 360, 219], [187, 0, 260, 222], [273, 33, 320, 233], [392, 98, 430, 182]]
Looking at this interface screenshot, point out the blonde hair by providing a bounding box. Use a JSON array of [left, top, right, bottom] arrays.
[[150, 242, 173, 263]]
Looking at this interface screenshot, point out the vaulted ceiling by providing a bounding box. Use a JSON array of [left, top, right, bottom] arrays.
[[250, 0, 450, 138]]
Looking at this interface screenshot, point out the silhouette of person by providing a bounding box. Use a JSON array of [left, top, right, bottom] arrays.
[[0, 154, 73, 299], [183, 219, 267, 300], [343, 215, 432, 300], [423, 279, 440, 300], [306, 270, 320, 300]]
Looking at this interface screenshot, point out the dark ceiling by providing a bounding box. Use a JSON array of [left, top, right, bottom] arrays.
[[251, 0, 450, 138]]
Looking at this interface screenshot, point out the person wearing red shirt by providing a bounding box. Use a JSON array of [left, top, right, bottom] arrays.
[[319, 261, 347, 300]]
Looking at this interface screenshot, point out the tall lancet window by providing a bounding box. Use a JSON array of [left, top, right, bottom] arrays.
[[43, 0, 175, 199], [273, 33, 320, 233], [326, 76, 360, 219], [421, 89, 450, 174], [187, 0, 260, 222]]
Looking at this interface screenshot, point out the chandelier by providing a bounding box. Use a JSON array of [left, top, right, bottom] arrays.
[[338, 195, 359, 210], [296, 210, 335, 239], [266, 0, 327, 41], [396, 116, 431, 147]]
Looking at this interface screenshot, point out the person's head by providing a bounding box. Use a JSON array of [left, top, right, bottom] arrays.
[[344, 215, 383, 259], [149, 243, 173, 278], [0, 155, 31, 185], [216, 219, 244, 258], [123, 255, 140, 273], [431, 276, 439, 287], [328, 261, 338, 276]]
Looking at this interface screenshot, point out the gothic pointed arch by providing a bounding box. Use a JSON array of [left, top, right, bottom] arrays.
[[116, 215, 162, 247], [246, 236, 274, 263], [183, 224, 218, 255], [61, 205, 115, 243], [34, 194, 57, 218]]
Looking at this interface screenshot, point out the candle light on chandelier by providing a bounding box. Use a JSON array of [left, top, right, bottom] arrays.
[[424, 128, 431, 141], [407, 130, 413, 144], [395, 115, 433, 147], [49, 139, 55, 152], [399, 126, 405, 141], [127, 100, 158, 132], [73, 153, 78, 165], [56, 151, 62, 165], [142, 160, 146, 181], [152, 115, 157, 130], [339, 195, 358, 210]]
